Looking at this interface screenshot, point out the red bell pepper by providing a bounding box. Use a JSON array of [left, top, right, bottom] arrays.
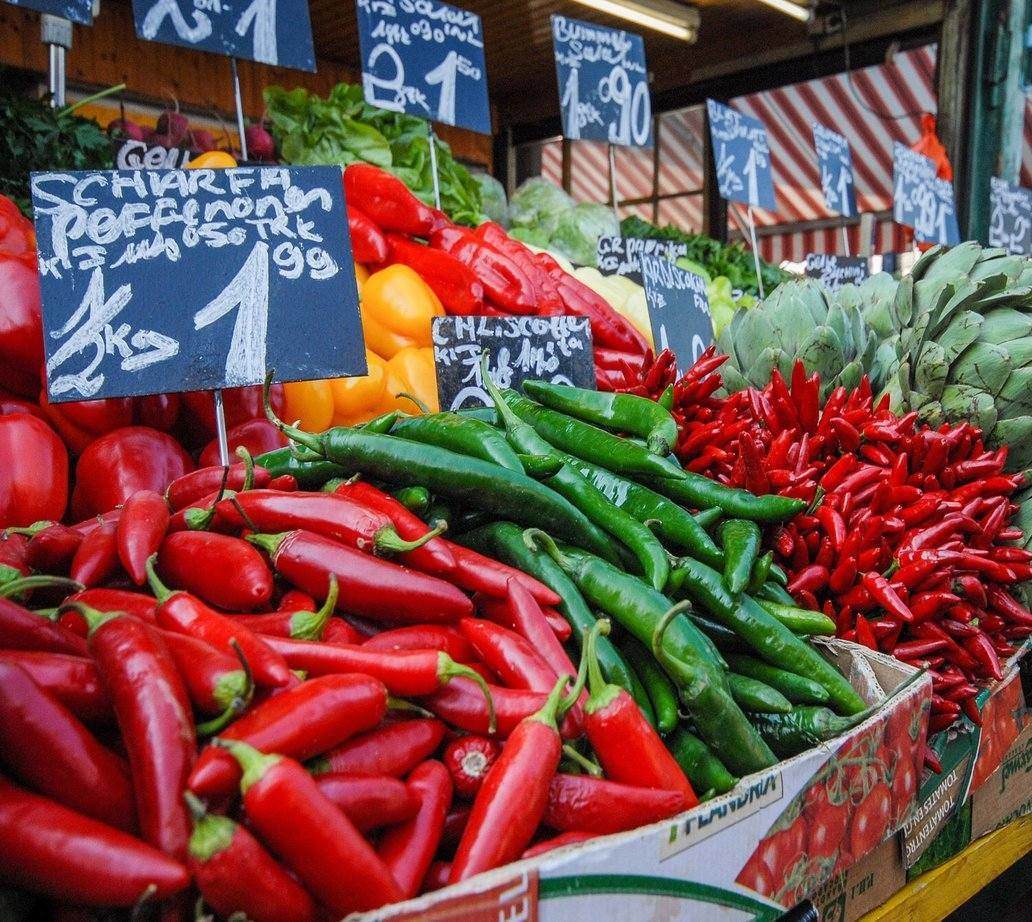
[[0, 414, 68, 528], [199, 417, 287, 468], [158, 531, 274, 611], [217, 740, 403, 914], [38, 392, 134, 455], [386, 233, 485, 315], [312, 718, 446, 778], [116, 490, 170, 585], [348, 204, 390, 264], [314, 773, 420, 832], [188, 674, 388, 799], [133, 392, 180, 432], [0, 649, 110, 724], [0, 777, 189, 907], [0, 197, 44, 397], [0, 530, 30, 584], [431, 225, 538, 314], [544, 774, 687, 833], [344, 163, 435, 237], [70, 427, 193, 519]]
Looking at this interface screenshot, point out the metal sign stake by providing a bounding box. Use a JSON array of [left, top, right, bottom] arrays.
[[608, 143, 619, 221], [841, 222, 851, 257], [231, 57, 249, 161], [41, 15, 72, 108], [213, 389, 231, 467], [427, 122, 442, 210], [746, 206, 765, 300]]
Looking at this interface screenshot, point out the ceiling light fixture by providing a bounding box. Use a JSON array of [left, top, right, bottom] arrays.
[[568, 0, 700, 42], [754, 0, 811, 22]]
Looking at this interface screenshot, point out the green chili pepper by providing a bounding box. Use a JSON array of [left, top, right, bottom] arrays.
[[724, 653, 830, 705], [756, 581, 798, 607], [658, 385, 675, 412], [361, 411, 404, 434], [254, 448, 345, 488], [749, 707, 871, 758], [650, 602, 777, 775], [756, 599, 837, 636], [768, 563, 788, 586], [689, 613, 751, 654], [727, 673, 793, 714], [390, 412, 525, 472], [747, 551, 774, 594], [646, 471, 806, 523], [521, 380, 679, 457], [720, 520, 761, 594], [618, 635, 680, 734], [458, 521, 641, 703], [667, 728, 736, 795], [694, 507, 723, 529], [455, 406, 499, 424], [269, 414, 618, 563], [501, 390, 687, 481], [391, 486, 431, 515], [669, 558, 867, 715]]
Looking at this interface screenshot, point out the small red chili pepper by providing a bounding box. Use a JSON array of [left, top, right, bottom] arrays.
[[425, 677, 568, 739], [854, 616, 878, 650], [159, 630, 253, 726], [908, 591, 960, 623], [861, 571, 913, 622], [963, 631, 1004, 681], [893, 639, 949, 660], [165, 462, 270, 511], [459, 617, 555, 690], [0, 649, 109, 724], [230, 577, 339, 642], [443, 735, 501, 798], [829, 557, 858, 594], [446, 541, 561, 607], [364, 624, 478, 663], [788, 564, 829, 595], [523, 830, 598, 859], [0, 580, 89, 655], [544, 774, 687, 834], [815, 505, 845, 551], [501, 577, 578, 685], [312, 719, 446, 779], [69, 519, 119, 588], [217, 739, 403, 914], [314, 773, 420, 832], [21, 522, 82, 573], [159, 531, 273, 611], [116, 490, 169, 585]]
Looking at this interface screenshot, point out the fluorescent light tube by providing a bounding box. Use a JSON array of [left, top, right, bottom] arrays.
[[754, 0, 811, 22], [568, 0, 700, 41]]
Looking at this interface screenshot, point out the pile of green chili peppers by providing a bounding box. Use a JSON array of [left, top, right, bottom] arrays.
[[258, 367, 874, 795]]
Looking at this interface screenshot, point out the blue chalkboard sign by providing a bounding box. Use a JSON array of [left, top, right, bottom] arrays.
[[131, 0, 315, 71], [31, 166, 364, 402], [813, 123, 856, 219], [356, 0, 490, 135], [551, 14, 652, 148], [706, 100, 775, 211], [892, 143, 960, 246], [639, 253, 712, 376], [988, 176, 1032, 256], [5, 0, 91, 24]]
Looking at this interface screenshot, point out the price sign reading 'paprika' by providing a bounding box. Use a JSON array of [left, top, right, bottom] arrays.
[[31, 166, 365, 403], [551, 14, 652, 148], [5, 0, 92, 25], [804, 254, 869, 291], [432, 315, 595, 411], [640, 253, 712, 376], [988, 176, 1032, 256], [356, 0, 490, 135], [596, 236, 688, 285], [706, 100, 775, 211], [892, 143, 960, 247], [813, 123, 856, 219], [131, 0, 316, 71]]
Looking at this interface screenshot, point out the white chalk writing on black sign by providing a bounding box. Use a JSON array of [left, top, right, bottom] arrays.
[[115, 140, 192, 171], [892, 144, 960, 246], [432, 315, 594, 410], [639, 253, 712, 375], [31, 166, 359, 401], [813, 123, 856, 219], [596, 236, 688, 279], [706, 100, 775, 211], [804, 254, 870, 292], [988, 176, 1032, 256]]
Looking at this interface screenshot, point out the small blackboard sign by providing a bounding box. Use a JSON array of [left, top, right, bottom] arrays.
[[355, 0, 490, 135], [31, 165, 365, 403], [131, 0, 316, 71], [551, 14, 652, 148], [892, 143, 960, 246], [813, 123, 856, 219], [804, 254, 869, 291], [706, 99, 775, 211], [5, 0, 92, 25], [432, 315, 595, 411], [639, 253, 712, 376], [596, 236, 688, 284], [988, 176, 1032, 256], [115, 139, 193, 171]]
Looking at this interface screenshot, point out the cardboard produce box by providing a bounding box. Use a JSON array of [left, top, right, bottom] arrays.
[[353, 641, 930, 922]]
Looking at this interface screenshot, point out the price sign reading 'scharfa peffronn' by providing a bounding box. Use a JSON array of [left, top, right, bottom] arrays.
[[892, 143, 960, 247], [5, 0, 92, 25], [30, 166, 365, 403], [551, 14, 652, 148], [988, 176, 1032, 256], [639, 253, 712, 377], [706, 99, 775, 211], [356, 0, 491, 135], [813, 123, 857, 219], [131, 0, 316, 71]]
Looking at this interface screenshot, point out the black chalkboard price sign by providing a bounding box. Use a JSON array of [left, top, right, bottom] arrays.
[[596, 236, 688, 285], [5, 0, 92, 25], [988, 176, 1032, 256], [432, 315, 595, 411], [804, 254, 869, 291], [31, 166, 365, 403], [639, 253, 712, 376]]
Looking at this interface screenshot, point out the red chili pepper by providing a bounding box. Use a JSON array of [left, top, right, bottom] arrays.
[[11, 521, 78, 574], [544, 774, 687, 834], [443, 735, 502, 798], [0, 777, 189, 907], [344, 163, 434, 237], [185, 791, 316, 922], [64, 588, 156, 623], [458, 617, 555, 690], [987, 586, 1032, 626], [523, 830, 598, 859], [788, 564, 829, 595], [69, 605, 194, 862], [188, 674, 388, 799], [425, 676, 570, 739], [854, 616, 878, 650], [860, 572, 913, 622], [387, 233, 485, 315], [474, 222, 567, 314], [314, 773, 420, 832], [446, 541, 561, 606], [217, 740, 403, 914], [0, 530, 30, 584], [230, 578, 338, 642], [475, 593, 573, 642], [168, 461, 271, 513], [908, 591, 960, 623], [0, 657, 135, 830], [0, 649, 109, 724], [115, 490, 169, 586], [159, 630, 252, 724], [964, 631, 1004, 681], [893, 639, 949, 660], [0, 580, 88, 655], [69, 519, 119, 589], [501, 577, 578, 687], [158, 531, 273, 611], [312, 719, 446, 778], [912, 622, 979, 672], [820, 455, 859, 491], [815, 504, 846, 551], [364, 624, 478, 663], [249, 529, 473, 624], [828, 557, 857, 594], [450, 676, 575, 882], [379, 760, 454, 898]]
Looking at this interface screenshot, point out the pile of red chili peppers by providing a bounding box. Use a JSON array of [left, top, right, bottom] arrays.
[[662, 348, 1032, 732], [0, 464, 696, 916]]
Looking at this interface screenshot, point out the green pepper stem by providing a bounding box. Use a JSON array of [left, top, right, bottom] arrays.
[[0, 575, 83, 600], [584, 619, 615, 705], [386, 696, 435, 718], [439, 653, 497, 734], [4, 520, 54, 537], [183, 790, 207, 824], [372, 520, 447, 556], [196, 696, 248, 737], [652, 599, 693, 666], [263, 369, 327, 458], [183, 505, 217, 531], [530, 673, 573, 731], [57, 601, 119, 637], [245, 532, 288, 560], [396, 392, 430, 415], [212, 738, 281, 794], [563, 744, 603, 777], [236, 447, 256, 492], [144, 555, 175, 603], [290, 576, 339, 640], [522, 528, 573, 573], [480, 353, 527, 439]]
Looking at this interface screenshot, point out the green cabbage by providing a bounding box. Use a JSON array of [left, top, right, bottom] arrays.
[[508, 177, 574, 238], [549, 203, 620, 266]]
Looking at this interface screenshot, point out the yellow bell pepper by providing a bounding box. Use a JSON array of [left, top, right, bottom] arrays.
[[360, 264, 443, 359], [282, 379, 335, 432], [375, 346, 440, 415], [327, 350, 389, 427], [355, 262, 370, 290], [187, 151, 238, 169]]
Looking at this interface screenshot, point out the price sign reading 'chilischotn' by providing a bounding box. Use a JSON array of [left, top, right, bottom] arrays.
[[356, 0, 491, 135], [551, 14, 652, 148], [5, 0, 92, 25], [131, 0, 316, 71], [31, 166, 365, 403], [432, 315, 595, 411], [640, 253, 712, 376]]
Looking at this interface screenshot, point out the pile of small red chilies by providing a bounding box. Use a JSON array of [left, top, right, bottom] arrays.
[[0, 464, 692, 917], [666, 349, 1032, 734]]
